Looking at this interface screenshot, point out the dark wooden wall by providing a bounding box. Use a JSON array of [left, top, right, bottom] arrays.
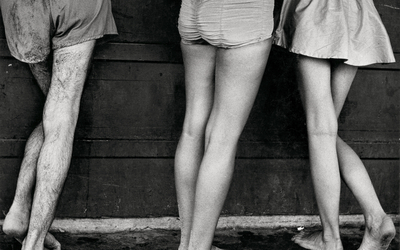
[[0, 0, 398, 219]]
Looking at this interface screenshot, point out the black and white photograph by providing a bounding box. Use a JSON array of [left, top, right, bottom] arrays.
[[0, 0, 398, 249]]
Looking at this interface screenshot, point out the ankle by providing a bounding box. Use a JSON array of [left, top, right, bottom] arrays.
[[10, 198, 32, 212], [364, 212, 389, 229], [322, 231, 341, 243], [25, 230, 46, 246]]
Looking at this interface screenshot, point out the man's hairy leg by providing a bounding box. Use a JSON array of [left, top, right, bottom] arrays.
[[4, 61, 63, 249], [22, 40, 95, 250], [3, 62, 50, 238]]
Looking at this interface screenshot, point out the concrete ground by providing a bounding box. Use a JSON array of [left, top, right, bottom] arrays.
[[0, 225, 399, 250]]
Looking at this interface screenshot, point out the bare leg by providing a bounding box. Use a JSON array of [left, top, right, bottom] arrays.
[[22, 40, 95, 250], [330, 63, 395, 250], [3, 125, 44, 239], [293, 56, 343, 250], [188, 39, 272, 250], [175, 43, 216, 250], [3, 61, 61, 249]]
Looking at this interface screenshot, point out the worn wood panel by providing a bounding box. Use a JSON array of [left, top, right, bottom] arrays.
[[1, 139, 398, 159], [0, 158, 89, 218], [226, 159, 399, 215], [2, 159, 396, 218], [375, 0, 400, 51], [1, 40, 399, 69], [0, 57, 398, 160], [0, 58, 398, 139], [66, 158, 400, 217], [86, 158, 177, 218], [81, 158, 400, 217]]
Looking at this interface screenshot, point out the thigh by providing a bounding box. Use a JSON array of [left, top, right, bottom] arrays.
[[44, 41, 96, 118], [209, 39, 272, 135], [297, 56, 333, 114], [330, 62, 358, 118], [181, 43, 217, 132], [29, 61, 52, 96]]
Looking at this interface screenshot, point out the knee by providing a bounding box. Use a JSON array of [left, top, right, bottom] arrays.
[[181, 113, 209, 139], [42, 107, 77, 136], [204, 124, 241, 150]]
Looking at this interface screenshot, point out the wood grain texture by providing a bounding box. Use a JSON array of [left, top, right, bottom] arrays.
[[0, 55, 397, 149], [1, 40, 399, 68], [1, 159, 398, 218]]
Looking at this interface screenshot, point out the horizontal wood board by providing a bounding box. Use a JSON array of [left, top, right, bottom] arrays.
[[0, 159, 398, 218]]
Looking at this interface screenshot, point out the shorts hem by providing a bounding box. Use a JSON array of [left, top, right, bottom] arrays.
[[275, 44, 396, 67], [52, 33, 118, 50], [10, 52, 48, 64], [181, 34, 273, 49]]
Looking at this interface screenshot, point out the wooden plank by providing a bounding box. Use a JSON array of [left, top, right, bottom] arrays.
[[90, 158, 398, 217], [0, 60, 398, 150], [2, 158, 396, 218], [85, 158, 399, 217], [375, 1, 400, 52], [0, 40, 185, 63], [228, 159, 399, 216], [86, 158, 177, 218], [0, 158, 399, 218], [93, 43, 183, 63], [0, 72, 397, 142], [0, 139, 398, 159], [109, 0, 181, 44], [0, 158, 89, 218], [1, 40, 400, 69], [0, 56, 185, 80]]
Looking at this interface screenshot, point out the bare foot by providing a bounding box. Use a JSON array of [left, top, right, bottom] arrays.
[[44, 233, 62, 250], [3, 204, 61, 250], [3, 203, 30, 239], [292, 231, 343, 250], [358, 215, 396, 250], [22, 232, 61, 250]]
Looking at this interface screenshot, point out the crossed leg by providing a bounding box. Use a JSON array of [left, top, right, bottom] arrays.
[[331, 63, 395, 250], [175, 39, 271, 250], [294, 56, 343, 250], [293, 58, 395, 250], [3, 61, 61, 249], [3, 40, 96, 250]]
